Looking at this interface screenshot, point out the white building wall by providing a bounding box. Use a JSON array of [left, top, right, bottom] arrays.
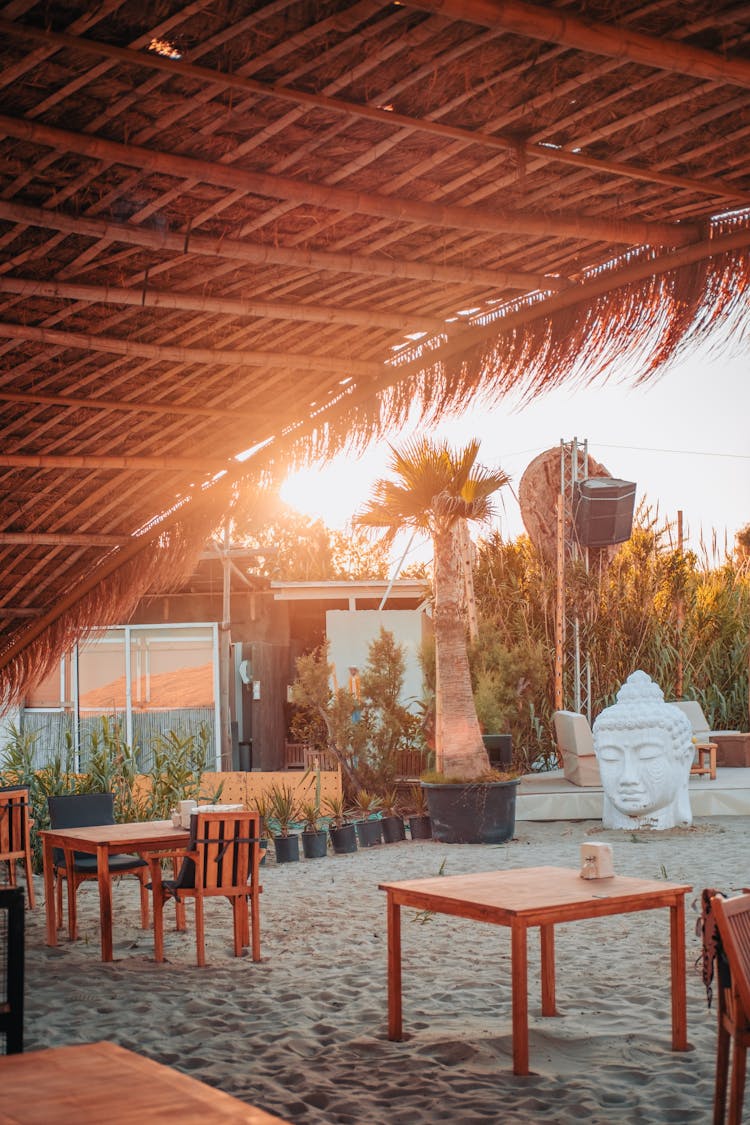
[[326, 609, 427, 712]]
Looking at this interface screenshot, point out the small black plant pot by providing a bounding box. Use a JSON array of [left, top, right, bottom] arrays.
[[407, 814, 432, 840], [273, 833, 300, 864], [259, 836, 268, 866], [381, 815, 406, 843], [301, 829, 328, 859], [423, 780, 519, 844], [355, 818, 382, 848], [329, 823, 358, 854]]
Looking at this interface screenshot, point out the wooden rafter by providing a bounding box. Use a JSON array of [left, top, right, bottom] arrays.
[[0, 200, 552, 291], [0, 17, 746, 204], [403, 0, 750, 88], [0, 114, 697, 247], [0, 453, 222, 472], [0, 388, 270, 422], [0, 276, 447, 334], [0, 533, 127, 546], [0, 320, 384, 377]]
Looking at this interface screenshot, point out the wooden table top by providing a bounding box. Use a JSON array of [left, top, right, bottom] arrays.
[[40, 820, 190, 848], [0, 1041, 291, 1124], [379, 865, 692, 922]]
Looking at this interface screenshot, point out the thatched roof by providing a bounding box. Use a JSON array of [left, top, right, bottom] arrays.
[[1, 0, 749, 702]]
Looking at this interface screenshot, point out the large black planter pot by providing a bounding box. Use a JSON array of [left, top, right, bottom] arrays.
[[273, 833, 300, 863], [329, 823, 358, 854], [482, 733, 513, 771], [381, 815, 406, 844], [408, 814, 432, 840], [355, 818, 383, 848], [301, 829, 328, 859], [423, 780, 519, 844]]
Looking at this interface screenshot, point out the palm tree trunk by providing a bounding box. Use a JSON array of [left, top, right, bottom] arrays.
[[433, 523, 490, 778]]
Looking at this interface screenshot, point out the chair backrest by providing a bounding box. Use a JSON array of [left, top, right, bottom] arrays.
[[553, 710, 595, 757], [670, 700, 711, 740], [47, 793, 116, 865], [712, 893, 750, 1022], [47, 792, 116, 830], [177, 810, 259, 894], [0, 789, 31, 860]]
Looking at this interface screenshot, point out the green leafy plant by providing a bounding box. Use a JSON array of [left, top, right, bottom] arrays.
[[267, 783, 298, 838], [298, 799, 323, 833], [351, 788, 381, 821], [323, 793, 351, 828]]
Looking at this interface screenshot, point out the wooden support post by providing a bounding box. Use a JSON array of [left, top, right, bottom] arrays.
[[554, 492, 565, 712]]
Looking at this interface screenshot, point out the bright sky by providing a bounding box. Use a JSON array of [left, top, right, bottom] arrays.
[[281, 339, 750, 569]]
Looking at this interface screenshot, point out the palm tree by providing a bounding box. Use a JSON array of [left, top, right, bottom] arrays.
[[356, 437, 510, 780]]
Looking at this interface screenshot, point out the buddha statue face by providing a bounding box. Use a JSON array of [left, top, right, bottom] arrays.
[[593, 671, 693, 830]]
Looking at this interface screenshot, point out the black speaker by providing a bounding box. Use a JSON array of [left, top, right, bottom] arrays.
[[574, 477, 636, 547]]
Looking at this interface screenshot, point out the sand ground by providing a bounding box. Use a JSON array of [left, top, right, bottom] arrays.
[[21, 817, 750, 1124]]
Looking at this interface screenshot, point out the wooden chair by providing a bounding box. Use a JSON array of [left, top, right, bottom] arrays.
[[47, 793, 149, 940], [0, 787, 35, 909], [0, 886, 24, 1053], [148, 809, 262, 967], [709, 892, 750, 1123]]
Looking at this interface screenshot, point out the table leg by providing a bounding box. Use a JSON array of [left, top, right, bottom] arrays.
[[386, 895, 403, 1041], [540, 923, 557, 1016], [64, 846, 77, 940], [97, 844, 114, 962], [43, 837, 57, 947], [511, 920, 530, 1076], [669, 895, 688, 1051]]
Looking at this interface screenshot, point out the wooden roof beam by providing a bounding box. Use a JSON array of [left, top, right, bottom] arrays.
[[0, 275, 448, 335], [0, 532, 128, 546], [404, 0, 750, 88], [0, 18, 745, 204], [0, 200, 552, 292], [0, 388, 272, 423], [0, 113, 697, 247], [0, 320, 384, 377], [0, 453, 223, 472]]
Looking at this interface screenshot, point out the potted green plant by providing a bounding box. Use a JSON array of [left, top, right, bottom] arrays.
[[406, 783, 432, 840], [267, 783, 300, 864], [324, 794, 357, 855], [357, 437, 519, 845], [299, 799, 328, 859], [352, 788, 382, 848], [380, 788, 406, 844], [252, 792, 271, 866]]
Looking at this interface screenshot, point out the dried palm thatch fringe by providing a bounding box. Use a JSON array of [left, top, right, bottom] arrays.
[[0, 481, 237, 706], [280, 221, 750, 472]]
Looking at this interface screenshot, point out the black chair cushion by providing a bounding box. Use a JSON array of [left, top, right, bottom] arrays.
[[55, 852, 147, 874]]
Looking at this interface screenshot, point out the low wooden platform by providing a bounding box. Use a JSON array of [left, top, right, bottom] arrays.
[[517, 767, 750, 822]]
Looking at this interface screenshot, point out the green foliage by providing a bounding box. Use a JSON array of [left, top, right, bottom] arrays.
[[472, 507, 750, 768], [230, 485, 389, 580], [323, 793, 351, 827], [266, 782, 298, 837], [289, 629, 427, 798], [0, 718, 215, 871], [351, 788, 382, 820]]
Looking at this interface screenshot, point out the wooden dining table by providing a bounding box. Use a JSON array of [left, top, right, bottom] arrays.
[[379, 865, 692, 1075], [40, 820, 190, 962], [0, 1040, 291, 1123]]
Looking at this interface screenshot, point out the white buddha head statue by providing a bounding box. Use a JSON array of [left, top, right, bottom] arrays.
[[593, 670, 694, 830]]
